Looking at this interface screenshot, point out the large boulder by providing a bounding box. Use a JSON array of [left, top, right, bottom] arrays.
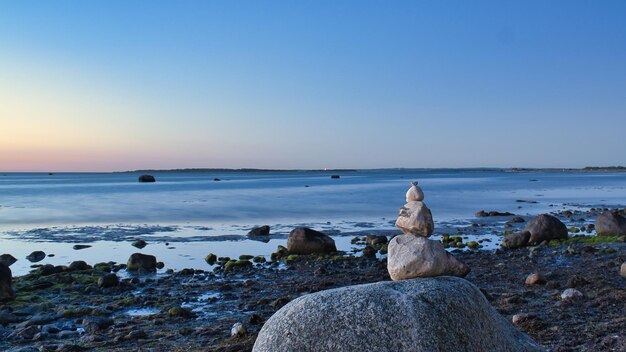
[[0, 254, 17, 267], [138, 175, 156, 183], [126, 253, 157, 271], [287, 227, 336, 255], [387, 235, 469, 280], [524, 214, 567, 244], [502, 231, 531, 249], [395, 201, 434, 237], [0, 263, 15, 302], [595, 212, 626, 236], [252, 277, 543, 352]]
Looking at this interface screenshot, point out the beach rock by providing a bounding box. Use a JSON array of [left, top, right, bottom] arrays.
[[72, 244, 91, 250], [0, 263, 15, 301], [252, 277, 543, 352], [476, 210, 514, 217], [231, 322, 246, 338], [247, 225, 270, 237], [595, 211, 626, 236], [287, 227, 336, 255], [387, 235, 469, 280], [132, 239, 147, 249], [405, 183, 424, 202], [26, 251, 46, 263], [126, 253, 157, 271], [365, 234, 387, 245], [395, 201, 434, 237], [524, 214, 568, 244], [138, 175, 156, 183], [620, 262, 626, 278], [0, 254, 17, 267], [525, 273, 545, 286], [330, 175, 340, 179], [98, 273, 119, 288], [362, 245, 376, 258], [502, 231, 531, 249], [561, 288, 583, 301], [68, 261, 91, 271], [511, 216, 526, 223], [82, 317, 114, 333]]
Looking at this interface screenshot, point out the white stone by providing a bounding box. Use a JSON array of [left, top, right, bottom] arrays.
[[621, 262, 626, 278], [560, 288, 583, 301], [231, 322, 246, 337], [406, 184, 424, 202], [395, 201, 434, 237], [387, 235, 469, 280]]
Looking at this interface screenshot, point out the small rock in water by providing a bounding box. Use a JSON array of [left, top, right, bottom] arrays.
[[72, 244, 91, 250], [26, 251, 46, 263], [330, 175, 340, 179], [247, 225, 270, 237], [0, 254, 17, 267], [287, 227, 336, 255], [132, 239, 147, 249], [524, 214, 568, 244], [475, 210, 514, 217], [561, 288, 583, 302], [525, 273, 546, 286], [205, 253, 217, 265], [138, 175, 156, 183], [230, 322, 246, 338], [126, 253, 157, 272]]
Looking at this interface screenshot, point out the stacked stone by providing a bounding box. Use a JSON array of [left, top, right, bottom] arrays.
[[388, 182, 469, 280]]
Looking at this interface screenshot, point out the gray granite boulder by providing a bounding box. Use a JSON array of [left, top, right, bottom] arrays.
[[387, 235, 469, 280], [253, 277, 543, 352], [524, 214, 567, 244], [287, 227, 336, 254], [595, 211, 626, 236]]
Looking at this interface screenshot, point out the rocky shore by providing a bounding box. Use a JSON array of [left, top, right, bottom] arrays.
[[1, 209, 625, 351]]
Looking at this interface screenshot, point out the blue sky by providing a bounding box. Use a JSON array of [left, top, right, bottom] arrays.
[[1, 1, 625, 171]]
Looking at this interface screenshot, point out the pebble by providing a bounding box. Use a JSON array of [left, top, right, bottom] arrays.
[[561, 288, 583, 301], [230, 322, 246, 338], [525, 273, 546, 286]]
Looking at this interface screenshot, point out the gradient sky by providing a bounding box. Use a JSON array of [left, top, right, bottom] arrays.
[[1, 1, 625, 171]]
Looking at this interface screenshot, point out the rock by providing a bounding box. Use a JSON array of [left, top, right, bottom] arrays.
[[231, 322, 246, 338], [0, 263, 15, 301], [525, 273, 546, 286], [138, 175, 156, 183], [330, 175, 340, 179], [395, 201, 434, 237], [126, 253, 157, 271], [565, 275, 589, 288], [205, 253, 217, 265], [252, 277, 543, 352], [362, 246, 376, 258], [365, 234, 387, 245], [561, 288, 583, 301], [595, 211, 626, 236], [476, 210, 514, 217], [502, 231, 531, 249], [98, 273, 119, 288], [511, 216, 526, 223], [621, 262, 626, 278], [68, 261, 91, 271], [82, 317, 114, 333], [405, 182, 424, 202], [248, 225, 270, 237], [0, 254, 17, 267], [72, 244, 91, 250], [387, 235, 469, 280], [8, 325, 40, 340], [156, 261, 165, 269], [287, 227, 336, 255], [524, 214, 568, 244], [131, 239, 147, 249], [26, 251, 46, 263]]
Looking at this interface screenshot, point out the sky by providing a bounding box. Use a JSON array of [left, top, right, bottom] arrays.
[[1, 1, 625, 172]]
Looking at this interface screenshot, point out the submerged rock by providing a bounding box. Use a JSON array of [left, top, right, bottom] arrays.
[[0, 254, 17, 267], [502, 231, 531, 249], [287, 227, 336, 255], [26, 251, 46, 263], [595, 211, 626, 236], [476, 210, 514, 217], [247, 225, 270, 237], [395, 201, 434, 237], [387, 235, 469, 280], [252, 277, 543, 352], [126, 253, 157, 272], [132, 239, 147, 249], [524, 214, 568, 244], [138, 175, 156, 183], [0, 263, 15, 301]]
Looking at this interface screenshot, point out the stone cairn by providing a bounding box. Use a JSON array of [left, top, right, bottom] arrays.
[[388, 181, 470, 280]]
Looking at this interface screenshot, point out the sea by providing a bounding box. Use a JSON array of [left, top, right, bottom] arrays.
[[1, 169, 626, 276]]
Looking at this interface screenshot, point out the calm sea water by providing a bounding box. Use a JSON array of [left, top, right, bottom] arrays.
[[1, 169, 625, 275]]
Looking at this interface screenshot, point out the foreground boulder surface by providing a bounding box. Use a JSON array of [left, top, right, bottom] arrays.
[[395, 201, 434, 236], [525, 214, 568, 244], [387, 235, 469, 280], [595, 211, 626, 236], [0, 263, 15, 301], [253, 277, 543, 352], [287, 227, 336, 254]]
